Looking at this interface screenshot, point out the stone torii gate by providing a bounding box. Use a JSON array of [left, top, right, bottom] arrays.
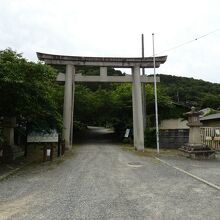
[[37, 53, 167, 151]]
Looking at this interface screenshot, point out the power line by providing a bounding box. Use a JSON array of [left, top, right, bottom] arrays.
[[156, 27, 220, 55]]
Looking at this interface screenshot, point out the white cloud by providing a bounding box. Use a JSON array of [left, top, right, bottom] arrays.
[[0, 0, 219, 82]]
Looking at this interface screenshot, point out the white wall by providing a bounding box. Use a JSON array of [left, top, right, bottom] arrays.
[[160, 118, 189, 130]]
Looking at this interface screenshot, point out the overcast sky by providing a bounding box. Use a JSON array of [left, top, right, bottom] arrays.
[[0, 0, 220, 83]]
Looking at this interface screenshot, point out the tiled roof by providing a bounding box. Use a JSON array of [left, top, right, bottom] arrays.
[[200, 113, 220, 121]]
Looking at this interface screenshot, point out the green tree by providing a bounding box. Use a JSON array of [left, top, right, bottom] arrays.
[[110, 83, 133, 136], [201, 94, 220, 109], [74, 84, 97, 124], [159, 74, 220, 109], [0, 48, 62, 133]]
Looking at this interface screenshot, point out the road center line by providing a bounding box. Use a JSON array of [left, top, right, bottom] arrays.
[[154, 157, 220, 191]]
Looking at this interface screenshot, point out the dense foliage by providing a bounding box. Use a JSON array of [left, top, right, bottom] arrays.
[[73, 74, 185, 137], [74, 71, 220, 140], [159, 74, 220, 109], [0, 49, 63, 134]]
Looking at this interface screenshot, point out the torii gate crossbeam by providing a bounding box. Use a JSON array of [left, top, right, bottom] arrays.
[[37, 52, 167, 151]]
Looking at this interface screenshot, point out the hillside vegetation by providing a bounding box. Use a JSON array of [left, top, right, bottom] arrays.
[[159, 74, 220, 109]]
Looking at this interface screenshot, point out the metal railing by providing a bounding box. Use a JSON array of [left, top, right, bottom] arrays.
[[201, 127, 220, 151]]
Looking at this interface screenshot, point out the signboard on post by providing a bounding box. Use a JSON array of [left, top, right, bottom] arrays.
[[124, 129, 130, 138], [27, 130, 58, 143], [46, 149, 51, 157]]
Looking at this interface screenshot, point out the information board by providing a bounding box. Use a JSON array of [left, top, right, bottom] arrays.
[[27, 130, 58, 143]]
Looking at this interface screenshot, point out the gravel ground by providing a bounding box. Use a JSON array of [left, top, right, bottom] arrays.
[[0, 127, 219, 220]]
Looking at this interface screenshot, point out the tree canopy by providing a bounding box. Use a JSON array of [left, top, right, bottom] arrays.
[[73, 71, 220, 138], [159, 74, 220, 108], [0, 48, 62, 132]]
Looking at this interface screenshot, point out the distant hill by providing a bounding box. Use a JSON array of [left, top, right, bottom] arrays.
[[158, 74, 220, 109]]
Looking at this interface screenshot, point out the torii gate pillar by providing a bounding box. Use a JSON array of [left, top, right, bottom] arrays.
[[63, 64, 75, 149], [132, 66, 144, 151]]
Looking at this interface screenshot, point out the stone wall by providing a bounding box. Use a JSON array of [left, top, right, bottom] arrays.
[[160, 129, 189, 148], [26, 143, 58, 162]]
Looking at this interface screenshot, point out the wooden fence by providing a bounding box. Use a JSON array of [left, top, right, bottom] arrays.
[[201, 127, 220, 151]]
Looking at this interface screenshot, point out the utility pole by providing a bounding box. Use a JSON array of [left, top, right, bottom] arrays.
[[152, 33, 160, 154], [141, 34, 147, 131]]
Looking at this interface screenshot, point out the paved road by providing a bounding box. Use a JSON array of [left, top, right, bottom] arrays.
[[0, 127, 220, 220]]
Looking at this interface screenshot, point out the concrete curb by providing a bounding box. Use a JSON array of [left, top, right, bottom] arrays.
[[0, 167, 20, 181], [0, 164, 27, 182], [0, 154, 68, 182]]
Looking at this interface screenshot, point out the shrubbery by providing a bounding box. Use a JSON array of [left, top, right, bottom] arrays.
[[144, 128, 156, 148]]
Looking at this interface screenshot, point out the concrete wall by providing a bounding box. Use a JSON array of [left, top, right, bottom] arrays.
[[26, 143, 58, 162], [160, 118, 189, 130]]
